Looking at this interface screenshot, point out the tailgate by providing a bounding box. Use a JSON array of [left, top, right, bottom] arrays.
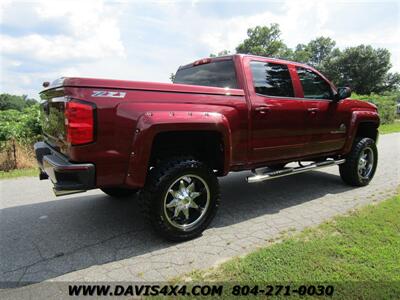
[[40, 88, 69, 155]]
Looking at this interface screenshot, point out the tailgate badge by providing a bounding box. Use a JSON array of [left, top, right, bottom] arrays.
[[92, 91, 126, 98]]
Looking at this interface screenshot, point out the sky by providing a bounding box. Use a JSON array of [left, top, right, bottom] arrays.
[[0, 0, 399, 99]]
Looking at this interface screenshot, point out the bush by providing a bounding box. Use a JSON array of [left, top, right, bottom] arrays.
[[0, 142, 37, 171], [0, 104, 42, 143], [0, 104, 42, 170], [352, 91, 399, 124]]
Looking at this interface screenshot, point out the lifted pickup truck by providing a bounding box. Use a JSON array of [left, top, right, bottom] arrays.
[[35, 54, 379, 241]]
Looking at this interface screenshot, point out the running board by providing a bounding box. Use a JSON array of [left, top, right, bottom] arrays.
[[246, 159, 346, 183], [53, 188, 86, 197]]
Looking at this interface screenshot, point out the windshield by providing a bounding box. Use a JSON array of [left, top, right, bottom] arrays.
[[174, 60, 238, 88]]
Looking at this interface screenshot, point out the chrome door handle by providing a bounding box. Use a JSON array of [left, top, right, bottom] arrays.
[[307, 108, 319, 112], [255, 105, 272, 114]]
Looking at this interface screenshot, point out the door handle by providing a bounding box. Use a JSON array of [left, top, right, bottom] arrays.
[[307, 107, 319, 114], [255, 105, 272, 114]]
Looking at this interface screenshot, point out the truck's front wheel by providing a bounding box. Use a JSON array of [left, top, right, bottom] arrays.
[[139, 157, 220, 241], [339, 137, 378, 186]]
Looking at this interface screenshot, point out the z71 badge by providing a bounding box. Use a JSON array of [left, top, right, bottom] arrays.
[[92, 90, 126, 98]]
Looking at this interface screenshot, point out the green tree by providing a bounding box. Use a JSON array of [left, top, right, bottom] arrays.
[[236, 24, 289, 58], [234, 24, 400, 94], [209, 50, 231, 58], [291, 44, 311, 63], [290, 37, 339, 75], [0, 103, 42, 170], [303, 37, 336, 67], [323, 45, 399, 94], [380, 72, 400, 93], [0, 104, 42, 143], [23, 95, 37, 107], [0, 109, 24, 169], [0, 93, 37, 111]]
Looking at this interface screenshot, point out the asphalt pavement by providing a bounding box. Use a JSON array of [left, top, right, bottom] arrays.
[[1, 133, 399, 289]]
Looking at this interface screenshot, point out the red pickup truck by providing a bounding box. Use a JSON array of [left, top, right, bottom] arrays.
[[35, 54, 379, 241]]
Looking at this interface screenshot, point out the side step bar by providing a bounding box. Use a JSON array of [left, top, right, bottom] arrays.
[[247, 159, 346, 183], [53, 188, 86, 197]]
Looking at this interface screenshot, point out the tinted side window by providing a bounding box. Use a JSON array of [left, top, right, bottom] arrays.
[[250, 61, 294, 97], [296, 67, 333, 100], [174, 60, 238, 88]]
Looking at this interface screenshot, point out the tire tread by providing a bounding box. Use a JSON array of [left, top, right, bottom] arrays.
[[339, 137, 377, 186], [139, 156, 220, 241]]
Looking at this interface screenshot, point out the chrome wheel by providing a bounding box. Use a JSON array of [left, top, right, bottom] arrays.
[[163, 174, 210, 231], [358, 147, 374, 179]]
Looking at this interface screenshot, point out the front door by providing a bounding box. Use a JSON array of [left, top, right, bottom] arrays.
[[294, 66, 348, 155], [247, 60, 309, 163]]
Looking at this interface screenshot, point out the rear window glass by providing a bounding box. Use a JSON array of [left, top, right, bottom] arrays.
[[250, 61, 294, 97], [174, 60, 238, 88]]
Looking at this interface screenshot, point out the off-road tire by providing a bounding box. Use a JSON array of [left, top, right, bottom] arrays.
[[139, 156, 220, 241], [339, 137, 378, 186], [101, 188, 138, 198]]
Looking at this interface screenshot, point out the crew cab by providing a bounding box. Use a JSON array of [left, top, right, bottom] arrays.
[[35, 54, 379, 241]]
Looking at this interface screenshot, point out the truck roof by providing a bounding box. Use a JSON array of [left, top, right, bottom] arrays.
[[178, 54, 312, 70]]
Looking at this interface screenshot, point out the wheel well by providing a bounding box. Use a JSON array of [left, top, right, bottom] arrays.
[[355, 122, 379, 141], [150, 131, 225, 175]]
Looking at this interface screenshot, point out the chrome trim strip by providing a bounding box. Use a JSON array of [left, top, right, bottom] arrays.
[[49, 96, 69, 103], [330, 130, 346, 134], [255, 93, 334, 102]]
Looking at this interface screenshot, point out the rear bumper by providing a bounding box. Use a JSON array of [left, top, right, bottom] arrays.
[[34, 141, 95, 196]]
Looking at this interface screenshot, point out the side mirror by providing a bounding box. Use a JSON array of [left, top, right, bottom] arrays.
[[335, 87, 351, 102]]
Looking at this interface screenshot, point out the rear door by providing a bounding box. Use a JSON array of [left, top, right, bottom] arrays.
[[245, 58, 309, 163], [294, 66, 347, 155]]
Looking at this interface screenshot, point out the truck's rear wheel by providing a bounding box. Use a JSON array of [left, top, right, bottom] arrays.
[[339, 137, 377, 186], [101, 188, 138, 198], [139, 156, 220, 241]]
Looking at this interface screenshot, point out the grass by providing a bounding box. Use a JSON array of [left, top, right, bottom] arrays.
[[380, 120, 400, 134], [184, 193, 400, 299], [0, 167, 37, 179]]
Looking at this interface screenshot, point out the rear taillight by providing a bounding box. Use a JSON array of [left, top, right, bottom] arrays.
[[65, 101, 94, 145]]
